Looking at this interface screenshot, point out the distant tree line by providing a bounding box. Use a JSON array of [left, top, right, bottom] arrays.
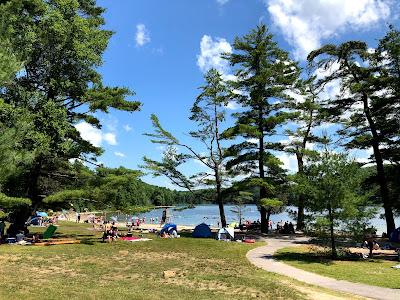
[[42, 162, 214, 213]]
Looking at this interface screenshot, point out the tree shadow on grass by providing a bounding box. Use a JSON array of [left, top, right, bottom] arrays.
[[43, 231, 100, 245], [274, 248, 393, 266], [273, 251, 335, 266], [55, 233, 96, 238], [79, 238, 97, 245]]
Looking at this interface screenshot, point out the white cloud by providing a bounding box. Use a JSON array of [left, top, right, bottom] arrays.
[[103, 115, 118, 132], [285, 90, 305, 104], [123, 124, 132, 132], [197, 35, 232, 75], [247, 138, 259, 144], [276, 153, 298, 173], [225, 101, 240, 110], [75, 122, 118, 147], [266, 0, 391, 59], [103, 133, 117, 145], [75, 122, 103, 147], [216, 0, 229, 5], [114, 151, 126, 158], [307, 60, 343, 103], [135, 24, 150, 47]]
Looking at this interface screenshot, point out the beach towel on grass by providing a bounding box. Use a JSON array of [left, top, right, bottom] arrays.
[[122, 238, 152, 242]]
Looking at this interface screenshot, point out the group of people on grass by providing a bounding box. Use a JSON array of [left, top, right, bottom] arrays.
[[101, 219, 179, 241], [102, 221, 119, 242], [0, 218, 40, 245], [276, 220, 295, 234]]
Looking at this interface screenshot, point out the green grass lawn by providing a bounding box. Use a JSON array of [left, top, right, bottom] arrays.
[[0, 222, 304, 300], [275, 245, 400, 289]]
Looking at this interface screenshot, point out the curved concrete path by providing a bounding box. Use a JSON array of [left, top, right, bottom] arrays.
[[246, 236, 400, 300]]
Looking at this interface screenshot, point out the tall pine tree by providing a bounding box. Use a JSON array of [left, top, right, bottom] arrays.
[[308, 38, 398, 234], [223, 24, 299, 233]]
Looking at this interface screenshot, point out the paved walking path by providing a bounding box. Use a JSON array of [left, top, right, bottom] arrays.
[[246, 235, 400, 300]]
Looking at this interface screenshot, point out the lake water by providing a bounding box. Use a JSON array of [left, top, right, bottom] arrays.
[[109, 204, 399, 234]]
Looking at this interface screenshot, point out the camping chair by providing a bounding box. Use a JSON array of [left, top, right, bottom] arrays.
[[43, 225, 57, 239]]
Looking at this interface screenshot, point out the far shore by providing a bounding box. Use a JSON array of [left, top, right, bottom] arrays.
[[60, 211, 222, 231]]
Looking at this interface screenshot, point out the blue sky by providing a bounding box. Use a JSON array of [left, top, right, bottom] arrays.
[[75, 0, 400, 188]]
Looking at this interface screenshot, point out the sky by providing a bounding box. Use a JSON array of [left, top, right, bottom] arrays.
[[75, 0, 400, 189]]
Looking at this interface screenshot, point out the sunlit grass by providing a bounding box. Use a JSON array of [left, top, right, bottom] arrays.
[[275, 245, 400, 289], [0, 222, 302, 300]]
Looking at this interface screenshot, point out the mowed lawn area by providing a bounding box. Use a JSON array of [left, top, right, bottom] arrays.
[[275, 245, 400, 289], [0, 222, 303, 300]]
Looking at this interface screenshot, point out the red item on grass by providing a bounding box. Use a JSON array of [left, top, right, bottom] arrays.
[[120, 237, 140, 241]]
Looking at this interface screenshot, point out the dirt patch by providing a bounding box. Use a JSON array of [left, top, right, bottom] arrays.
[[36, 266, 81, 277], [161, 276, 269, 298]]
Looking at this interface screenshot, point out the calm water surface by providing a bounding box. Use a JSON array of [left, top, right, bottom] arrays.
[[110, 204, 399, 234]]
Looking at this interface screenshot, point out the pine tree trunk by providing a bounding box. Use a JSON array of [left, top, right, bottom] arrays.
[[362, 95, 396, 235], [258, 108, 268, 233], [216, 176, 226, 228], [214, 101, 226, 228], [296, 151, 305, 231], [10, 160, 42, 234], [328, 203, 337, 259]]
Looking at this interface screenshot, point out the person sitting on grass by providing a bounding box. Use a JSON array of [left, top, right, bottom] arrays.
[[110, 222, 119, 241], [102, 221, 112, 242]]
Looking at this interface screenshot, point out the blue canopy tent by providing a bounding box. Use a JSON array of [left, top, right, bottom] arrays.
[[389, 227, 400, 243], [160, 223, 177, 235], [192, 223, 212, 238], [27, 217, 40, 226], [36, 211, 48, 217], [26, 212, 48, 225]]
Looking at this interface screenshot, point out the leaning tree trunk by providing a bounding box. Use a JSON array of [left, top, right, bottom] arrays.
[[362, 95, 396, 235], [214, 102, 227, 228], [296, 106, 314, 231]]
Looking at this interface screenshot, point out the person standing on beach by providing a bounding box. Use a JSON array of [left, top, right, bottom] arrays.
[[268, 220, 273, 230]]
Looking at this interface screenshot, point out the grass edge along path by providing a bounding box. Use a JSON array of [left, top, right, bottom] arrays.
[[246, 235, 400, 300], [275, 245, 400, 289]]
